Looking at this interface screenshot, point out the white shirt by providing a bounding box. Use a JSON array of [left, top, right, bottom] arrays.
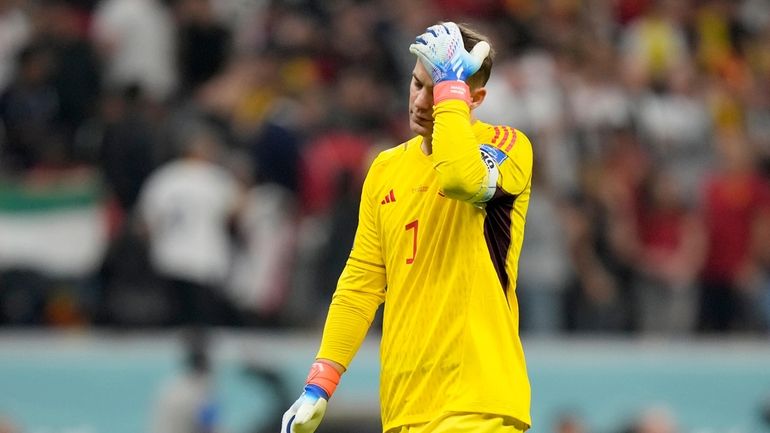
[[139, 160, 238, 285], [92, 0, 177, 100]]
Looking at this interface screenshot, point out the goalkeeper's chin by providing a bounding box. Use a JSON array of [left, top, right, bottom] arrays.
[[409, 116, 434, 137]]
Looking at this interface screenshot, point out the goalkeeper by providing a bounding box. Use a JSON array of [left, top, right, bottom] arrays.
[[282, 21, 534, 433]]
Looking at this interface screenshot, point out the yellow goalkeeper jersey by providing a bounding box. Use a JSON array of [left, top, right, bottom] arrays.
[[317, 99, 533, 431]]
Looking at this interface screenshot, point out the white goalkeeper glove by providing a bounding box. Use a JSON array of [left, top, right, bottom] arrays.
[[408, 22, 490, 85], [281, 361, 341, 433]]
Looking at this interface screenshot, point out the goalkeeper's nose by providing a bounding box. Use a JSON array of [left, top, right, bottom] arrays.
[[413, 90, 433, 113]]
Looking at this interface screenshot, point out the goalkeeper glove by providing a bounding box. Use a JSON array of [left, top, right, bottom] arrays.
[[409, 22, 490, 104], [281, 361, 341, 433]]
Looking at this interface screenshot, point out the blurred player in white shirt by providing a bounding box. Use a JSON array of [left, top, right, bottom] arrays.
[[138, 124, 241, 325]]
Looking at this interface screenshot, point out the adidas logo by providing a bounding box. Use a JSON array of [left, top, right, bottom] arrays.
[[381, 189, 396, 205]]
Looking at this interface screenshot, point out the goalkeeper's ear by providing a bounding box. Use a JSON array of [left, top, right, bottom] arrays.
[[469, 86, 487, 111]]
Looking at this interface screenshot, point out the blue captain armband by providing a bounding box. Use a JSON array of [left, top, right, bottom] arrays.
[[476, 144, 508, 203]]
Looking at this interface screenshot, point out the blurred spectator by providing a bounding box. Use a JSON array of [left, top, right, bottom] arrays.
[[567, 39, 632, 160], [208, 0, 270, 54], [229, 181, 297, 326], [150, 330, 219, 433], [636, 65, 713, 201], [245, 104, 303, 193], [325, 2, 401, 86], [137, 122, 242, 326], [693, 0, 748, 77], [563, 194, 629, 333], [0, 43, 62, 171], [699, 129, 770, 333], [619, 0, 689, 88], [517, 165, 571, 334], [300, 131, 371, 216], [614, 0, 653, 26], [751, 208, 770, 331], [76, 85, 160, 214], [92, 0, 177, 102], [196, 50, 285, 138], [173, 0, 231, 96], [36, 0, 101, 157], [633, 170, 706, 335], [0, 0, 30, 93], [328, 66, 395, 133], [564, 129, 649, 333]]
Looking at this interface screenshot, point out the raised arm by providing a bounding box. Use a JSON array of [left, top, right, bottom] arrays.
[[409, 22, 496, 203], [432, 98, 490, 201]]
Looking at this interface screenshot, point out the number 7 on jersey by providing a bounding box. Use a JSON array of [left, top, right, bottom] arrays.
[[405, 220, 418, 264]]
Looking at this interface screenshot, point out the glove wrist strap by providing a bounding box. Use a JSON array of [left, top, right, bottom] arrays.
[[305, 361, 341, 399], [434, 80, 471, 105]]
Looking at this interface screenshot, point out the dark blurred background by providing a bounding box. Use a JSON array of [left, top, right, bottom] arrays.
[[1, 0, 770, 432]]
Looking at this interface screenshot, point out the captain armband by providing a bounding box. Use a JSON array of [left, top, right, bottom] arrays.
[[474, 144, 509, 203]]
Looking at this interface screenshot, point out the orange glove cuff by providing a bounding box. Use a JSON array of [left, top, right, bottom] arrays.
[[434, 80, 471, 105], [305, 361, 341, 398]]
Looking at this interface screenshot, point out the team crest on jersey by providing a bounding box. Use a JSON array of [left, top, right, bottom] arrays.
[[480, 144, 508, 166]]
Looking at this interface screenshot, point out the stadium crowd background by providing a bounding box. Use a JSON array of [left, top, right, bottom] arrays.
[[3, 0, 770, 334], [2, 1, 770, 433]]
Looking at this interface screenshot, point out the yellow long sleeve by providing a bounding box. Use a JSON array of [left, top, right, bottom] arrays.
[[431, 99, 489, 202], [316, 260, 385, 368], [316, 160, 388, 368]]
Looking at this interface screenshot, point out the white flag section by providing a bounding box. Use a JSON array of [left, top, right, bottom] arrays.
[[0, 198, 108, 278]]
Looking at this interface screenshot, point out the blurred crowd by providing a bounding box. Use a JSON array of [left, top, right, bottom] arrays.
[[1, 0, 770, 335]]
